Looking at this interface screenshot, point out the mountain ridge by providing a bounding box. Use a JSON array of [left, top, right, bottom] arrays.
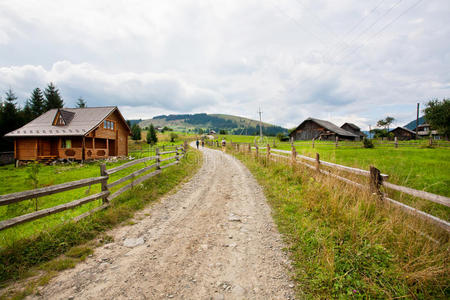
[[138, 113, 288, 135]]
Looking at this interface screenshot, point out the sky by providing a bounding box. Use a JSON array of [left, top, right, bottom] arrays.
[[0, 0, 449, 130]]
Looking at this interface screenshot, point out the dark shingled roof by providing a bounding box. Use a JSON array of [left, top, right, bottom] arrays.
[[305, 118, 357, 137], [392, 126, 416, 135], [341, 122, 360, 131], [5, 106, 129, 137]]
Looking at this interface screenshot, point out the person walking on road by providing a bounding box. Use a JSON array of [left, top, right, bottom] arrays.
[[201, 140, 205, 148], [196, 140, 199, 149]]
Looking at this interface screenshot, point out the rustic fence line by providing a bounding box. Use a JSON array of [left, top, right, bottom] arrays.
[[0, 142, 188, 232], [208, 140, 450, 233]]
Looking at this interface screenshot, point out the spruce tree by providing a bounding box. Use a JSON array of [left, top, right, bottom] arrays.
[[131, 124, 141, 141], [76, 97, 87, 108], [21, 100, 34, 123], [0, 89, 20, 150], [44, 82, 64, 110], [29, 87, 45, 117], [147, 124, 158, 145]]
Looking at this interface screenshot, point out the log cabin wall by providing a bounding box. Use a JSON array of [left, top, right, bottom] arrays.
[[16, 137, 38, 160], [292, 121, 324, 140]]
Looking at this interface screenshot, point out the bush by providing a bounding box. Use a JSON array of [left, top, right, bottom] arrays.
[[363, 138, 374, 148], [170, 132, 178, 143]]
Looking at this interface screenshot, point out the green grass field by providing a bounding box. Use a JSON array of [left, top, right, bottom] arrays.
[[0, 140, 187, 248], [215, 135, 450, 197]]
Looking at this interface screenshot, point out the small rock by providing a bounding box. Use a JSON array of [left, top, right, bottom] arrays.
[[123, 237, 145, 248], [289, 284, 295, 288], [228, 214, 241, 222]]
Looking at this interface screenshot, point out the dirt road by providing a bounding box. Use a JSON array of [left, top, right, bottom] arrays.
[[33, 146, 294, 299]]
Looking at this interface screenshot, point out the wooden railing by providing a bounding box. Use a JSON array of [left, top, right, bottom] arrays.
[[0, 143, 188, 231], [209, 141, 450, 233]]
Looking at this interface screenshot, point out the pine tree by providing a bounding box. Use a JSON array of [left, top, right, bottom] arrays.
[[0, 89, 20, 150], [21, 100, 34, 123], [76, 97, 87, 108], [131, 124, 141, 141], [147, 124, 158, 145], [44, 82, 64, 110], [29, 87, 45, 117]]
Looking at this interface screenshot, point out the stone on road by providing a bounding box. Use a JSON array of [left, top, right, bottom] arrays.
[[31, 145, 294, 299]]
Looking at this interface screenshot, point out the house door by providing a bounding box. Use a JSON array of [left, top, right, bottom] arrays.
[[38, 138, 52, 156], [109, 139, 116, 156]]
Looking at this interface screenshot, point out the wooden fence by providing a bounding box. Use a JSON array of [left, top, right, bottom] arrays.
[[208, 140, 450, 233], [0, 143, 188, 232]]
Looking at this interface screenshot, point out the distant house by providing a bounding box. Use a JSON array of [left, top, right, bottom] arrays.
[[209, 130, 216, 135], [4, 106, 131, 162], [289, 118, 358, 141], [413, 123, 440, 140], [340, 123, 366, 141], [391, 127, 416, 141]]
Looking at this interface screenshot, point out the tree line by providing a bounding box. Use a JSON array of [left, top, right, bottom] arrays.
[[0, 83, 87, 151]]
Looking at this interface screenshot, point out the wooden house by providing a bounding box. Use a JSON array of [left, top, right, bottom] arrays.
[[4, 106, 131, 162], [340, 123, 366, 141], [289, 118, 358, 141], [390, 127, 416, 140], [413, 123, 440, 140]]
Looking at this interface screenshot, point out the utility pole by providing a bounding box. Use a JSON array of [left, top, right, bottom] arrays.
[[369, 125, 371, 139], [415, 103, 419, 140], [257, 106, 263, 139]]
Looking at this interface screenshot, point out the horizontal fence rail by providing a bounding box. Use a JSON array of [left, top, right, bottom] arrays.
[[0, 142, 188, 232], [212, 140, 450, 233]]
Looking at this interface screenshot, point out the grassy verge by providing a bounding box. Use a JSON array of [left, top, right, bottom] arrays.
[[230, 149, 449, 299], [0, 148, 202, 298]]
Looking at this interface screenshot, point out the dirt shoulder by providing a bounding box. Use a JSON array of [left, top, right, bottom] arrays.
[[32, 146, 294, 299]]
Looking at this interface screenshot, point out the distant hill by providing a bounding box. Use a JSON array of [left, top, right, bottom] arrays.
[[126, 119, 143, 127], [404, 116, 426, 130], [139, 113, 288, 136]]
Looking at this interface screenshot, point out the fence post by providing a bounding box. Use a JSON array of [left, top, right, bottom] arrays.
[[312, 138, 315, 148], [395, 136, 398, 148], [335, 136, 339, 148], [255, 145, 259, 158], [176, 147, 180, 161], [369, 166, 383, 199], [184, 140, 188, 152], [273, 138, 276, 148], [267, 144, 271, 160], [155, 148, 160, 170], [291, 145, 296, 166], [429, 136, 433, 147], [100, 163, 108, 204], [248, 143, 251, 153], [237, 143, 240, 152], [315, 153, 320, 172]]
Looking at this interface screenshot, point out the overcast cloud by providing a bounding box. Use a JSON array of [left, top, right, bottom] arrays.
[[0, 0, 449, 129]]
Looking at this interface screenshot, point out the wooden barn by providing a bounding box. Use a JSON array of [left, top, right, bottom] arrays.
[[289, 118, 358, 141], [340, 123, 366, 141], [4, 106, 131, 162], [391, 127, 416, 141]]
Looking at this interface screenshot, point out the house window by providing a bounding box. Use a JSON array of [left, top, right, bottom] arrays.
[[104, 120, 115, 130], [61, 139, 72, 149], [55, 114, 65, 126]]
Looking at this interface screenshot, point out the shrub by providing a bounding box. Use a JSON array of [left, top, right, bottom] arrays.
[[363, 138, 374, 148]]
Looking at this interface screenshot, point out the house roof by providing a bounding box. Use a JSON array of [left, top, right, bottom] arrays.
[[392, 127, 416, 135], [291, 118, 357, 137], [341, 122, 360, 131], [5, 106, 129, 137]]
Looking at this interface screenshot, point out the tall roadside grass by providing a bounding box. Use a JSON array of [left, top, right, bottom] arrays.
[[232, 150, 449, 299], [0, 149, 202, 297]]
